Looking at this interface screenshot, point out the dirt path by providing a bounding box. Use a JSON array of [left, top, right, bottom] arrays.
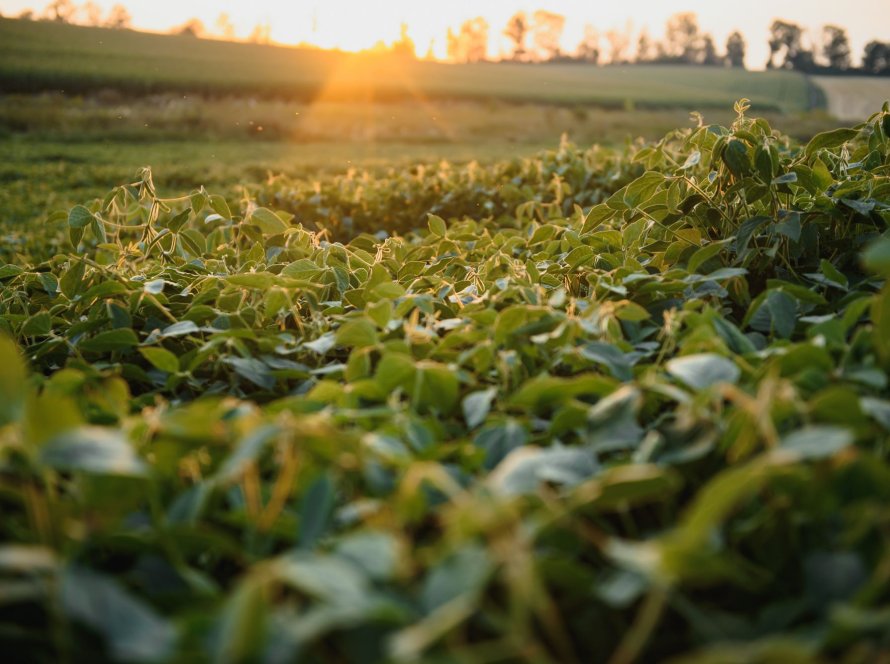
[[811, 76, 890, 121]]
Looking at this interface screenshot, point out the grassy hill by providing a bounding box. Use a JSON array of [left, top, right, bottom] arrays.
[[0, 17, 820, 113]]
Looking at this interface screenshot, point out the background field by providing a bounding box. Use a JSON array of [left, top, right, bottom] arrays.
[[0, 17, 820, 112], [812, 75, 890, 120]]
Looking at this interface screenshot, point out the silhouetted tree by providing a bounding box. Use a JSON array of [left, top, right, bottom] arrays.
[[862, 41, 890, 74], [174, 18, 205, 38], [532, 10, 565, 61], [44, 0, 75, 23], [105, 5, 131, 29], [248, 23, 271, 44], [636, 30, 653, 63], [447, 18, 488, 63], [822, 25, 851, 70], [391, 23, 416, 59], [662, 12, 703, 63], [606, 27, 631, 64], [701, 35, 721, 65], [215, 13, 235, 40], [80, 1, 101, 26], [18, 9, 35, 20], [725, 31, 745, 68], [503, 12, 529, 61], [767, 20, 814, 70], [577, 24, 600, 64]]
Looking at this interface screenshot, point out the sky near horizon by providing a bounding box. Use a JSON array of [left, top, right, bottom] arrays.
[[1, 0, 888, 68]]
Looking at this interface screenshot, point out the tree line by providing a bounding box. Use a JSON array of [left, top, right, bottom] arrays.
[[447, 11, 890, 75], [9, 3, 890, 75]]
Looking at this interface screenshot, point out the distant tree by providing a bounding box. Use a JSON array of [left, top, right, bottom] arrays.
[[423, 39, 436, 61], [44, 0, 76, 23], [391, 23, 416, 59], [80, 1, 102, 26], [605, 27, 631, 64], [503, 12, 529, 61], [725, 31, 746, 68], [531, 10, 565, 61], [447, 18, 488, 63], [636, 30, 653, 63], [701, 35, 721, 66], [767, 20, 813, 70], [174, 18, 205, 38], [215, 13, 236, 40], [862, 41, 890, 74], [576, 24, 600, 64], [105, 4, 131, 29], [18, 9, 35, 20], [662, 12, 703, 63], [248, 22, 271, 44], [822, 25, 851, 70]]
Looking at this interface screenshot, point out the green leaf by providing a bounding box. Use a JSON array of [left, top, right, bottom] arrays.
[[159, 321, 200, 338], [68, 205, 94, 229], [209, 194, 232, 220], [871, 287, 890, 362], [804, 127, 858, 156], [139, 347, 180, 374], [666, 353, 740, 390], [779, 426, 853, 460], [224, 357, 275, 389], [299, 474, 336, 550], [62, 568, 175, 662], [59, 260, 86, 299], [771, 172, 798, 185], [421, 545, 492, 611], [687, 241, 726, 274], [862, 238, 890, 276], [462, 388, 497, 429], [335, 319, 379, 349], [767, 290, 797, 338], [80, 328, 139, 353], [143, 278, 165, 294], [0, 336, 27, 427], [428, 214, 447, 237], [488, 446, 599, 496], [249, 207, 290, 235], [40, 427, 147, 476], [722, 139, 750, 177]]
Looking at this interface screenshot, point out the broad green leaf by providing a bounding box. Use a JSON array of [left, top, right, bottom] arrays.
[[299, 474, 336, 550], [40, 427, 147, 476], [335, 319, 379, 349], [779, 426, 853, 460], [224, 357, 275, 389], [68, 205, 94, 229], [0, 336, 27, 427], [428, 214, 447, 237], [249, 207, 290, 235], [139, 347, 180, 374], [80, 328, 139, 353], [462, 388, 497, 429], [804, 127, 858, 156], [722, 139, 750, 176], [488, 446, 599, 496], [62, 568, 175, 662], [421, 545, 492, 611], [862, 238, 890, 276], [666, 353, 740, 390]]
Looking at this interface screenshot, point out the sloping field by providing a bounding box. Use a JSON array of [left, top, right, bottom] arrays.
[[0, 17, 817, 112], [812, 75, 890, 120]]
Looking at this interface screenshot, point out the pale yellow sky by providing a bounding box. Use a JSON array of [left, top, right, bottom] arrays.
[[2, 0, 888, 68]]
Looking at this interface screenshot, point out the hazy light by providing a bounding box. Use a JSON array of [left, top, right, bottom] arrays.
[[2, 0, 888, 68]]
